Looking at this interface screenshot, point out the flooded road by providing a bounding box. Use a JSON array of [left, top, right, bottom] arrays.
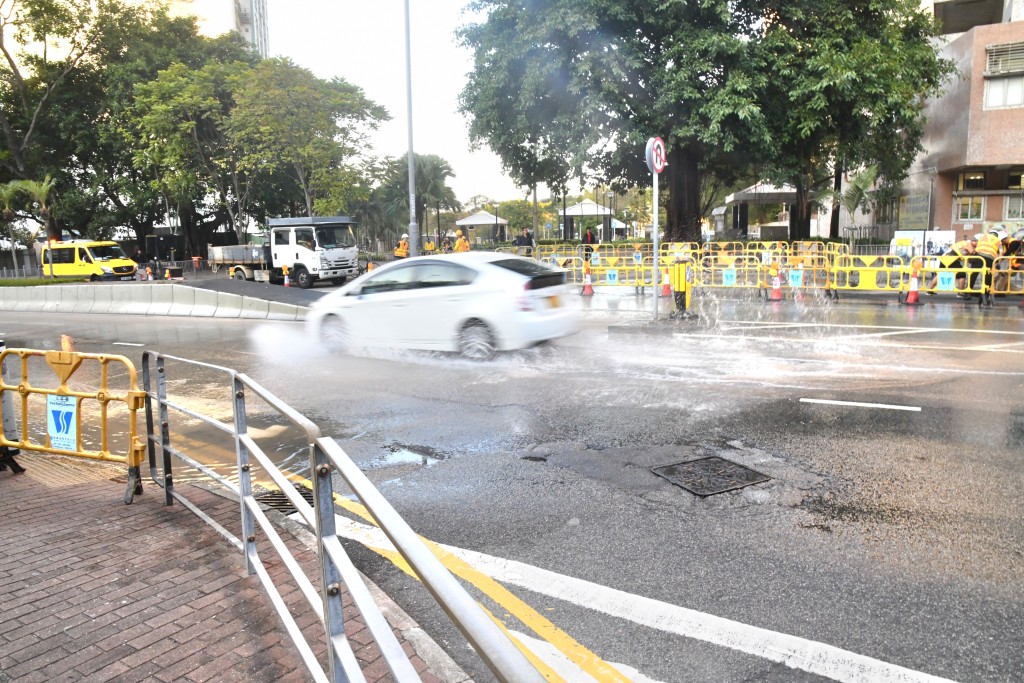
[[2, 292, 1022, 683]]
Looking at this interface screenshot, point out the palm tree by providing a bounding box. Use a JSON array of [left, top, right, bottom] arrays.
[[380, 154, 462, 242], [20, 176, 58, 240], [820, 165, 878, 232], [0, 181, 24, 222]]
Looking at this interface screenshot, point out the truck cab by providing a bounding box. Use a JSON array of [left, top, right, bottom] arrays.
[[265, 217, 359, 288]]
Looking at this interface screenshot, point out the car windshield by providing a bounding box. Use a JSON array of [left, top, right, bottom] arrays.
[[315, 225, 355, 249], [88, 244, 128, 261]]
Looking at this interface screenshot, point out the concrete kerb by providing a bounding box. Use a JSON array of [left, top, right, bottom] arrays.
[[91, 284, 114, 314], [168, 284, 196, 316], [214, 290, 243, 318], [268, 301, 306, 321], [71, 284, 97, 314], [239, 295, 270, 319], [0, 283, 308, 321], [191, 286, 219, 317], [147, 283, 174, 316]]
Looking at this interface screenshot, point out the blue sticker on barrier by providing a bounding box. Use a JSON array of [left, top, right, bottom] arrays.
[[723, 269, 736, 287], [633, 251, 643, 264], [591, 254, 601, 266], [607, 270, 619, 284], [937, 271, 955, 292], [789, 270, 804, 287]]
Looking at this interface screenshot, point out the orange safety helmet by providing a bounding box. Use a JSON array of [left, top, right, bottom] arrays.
[[456, 229, 463, 236]]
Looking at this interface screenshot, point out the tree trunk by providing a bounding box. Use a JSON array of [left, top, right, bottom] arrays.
[[830, 162, 842, 240], [665, 145, 702, 242]]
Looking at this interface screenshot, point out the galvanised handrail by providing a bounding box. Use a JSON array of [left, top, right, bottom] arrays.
[[140, 350, 542, 683]]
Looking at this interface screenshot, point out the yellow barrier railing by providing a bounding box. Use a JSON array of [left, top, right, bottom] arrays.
[[0, 347, 146, 503]]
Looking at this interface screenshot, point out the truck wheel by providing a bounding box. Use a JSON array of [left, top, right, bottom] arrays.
[[457, 321, 495, 360], [294, 266, 313, 289], [320, 315, 349, 352], [233, 269, 247, 281]]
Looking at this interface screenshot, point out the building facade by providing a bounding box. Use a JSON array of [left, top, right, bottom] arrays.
[[898, 2, 1024, 240], [167, 0, 269, 57]]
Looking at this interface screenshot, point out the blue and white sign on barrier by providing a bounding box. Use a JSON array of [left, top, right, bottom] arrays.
[[937, 271, 955, 292], [723, 269, 737, 287], [633, 251, 643, 264], [47, 394, 77, 451], [606, 270, 620, 285], [591, 254, 601, 267], [789, 269, 804, 287]]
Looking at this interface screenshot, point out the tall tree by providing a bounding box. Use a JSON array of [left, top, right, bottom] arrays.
[[378, 153, 462, 236], [229, 58, 387, 218], [459, 0, 758, 241], [748, 0, 954, 239]]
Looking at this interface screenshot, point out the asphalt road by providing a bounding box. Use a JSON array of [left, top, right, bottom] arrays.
[[1, 288, 1021, 683]]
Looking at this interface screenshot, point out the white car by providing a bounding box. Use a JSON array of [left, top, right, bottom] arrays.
[[306, 252, 578, 359]]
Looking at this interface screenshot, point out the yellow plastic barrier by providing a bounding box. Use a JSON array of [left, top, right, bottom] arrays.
[[0, 347, 146, 503], [916, 254, 987, 296], [991, 256, 1024, 296], [829, 254, 908, 293]]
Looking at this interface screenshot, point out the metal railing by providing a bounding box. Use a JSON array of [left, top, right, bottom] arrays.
[[141, 351, 543, 683]]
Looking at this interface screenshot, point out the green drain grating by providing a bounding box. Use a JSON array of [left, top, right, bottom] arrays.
[[254, 483, 315, 514], [652, 456, 770, 497]]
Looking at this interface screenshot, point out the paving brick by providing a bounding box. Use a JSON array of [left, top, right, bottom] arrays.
[[0, 454, 457, 683]]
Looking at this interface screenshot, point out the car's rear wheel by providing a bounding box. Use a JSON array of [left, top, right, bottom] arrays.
[[458, 321, 495, 360], [320, 315, 350, 352]]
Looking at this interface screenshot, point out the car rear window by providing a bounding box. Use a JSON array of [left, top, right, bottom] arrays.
[[491, 258, 565, 290]]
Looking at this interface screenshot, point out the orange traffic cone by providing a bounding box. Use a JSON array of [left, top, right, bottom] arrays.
[[660, 269, 671, 297], [582, 261, 594, 296], [905, 267, 921, 306], [283, 265, 291, 287], [769, 266, 783, 301]]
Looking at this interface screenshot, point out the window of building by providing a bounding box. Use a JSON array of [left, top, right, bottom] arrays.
[[954, 196, 984, 222], [1009, 171, 1023, 190], [1007, 196, 1024, 221], [985, 43, 1024, 109], [958, 172, 986, 191]]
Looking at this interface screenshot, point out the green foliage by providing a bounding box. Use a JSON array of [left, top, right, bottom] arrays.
[[459, 0, 954, 242]]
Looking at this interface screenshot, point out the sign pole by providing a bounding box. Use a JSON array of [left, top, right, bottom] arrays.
[[645, 137, 666, 320], [652, 168, 660, 320]]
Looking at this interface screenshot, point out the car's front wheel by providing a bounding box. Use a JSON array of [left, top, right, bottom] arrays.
[[320, 315, 350, 352], [458, 321, 495, 360]]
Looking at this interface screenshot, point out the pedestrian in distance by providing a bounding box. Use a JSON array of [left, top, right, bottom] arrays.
[[513, 227, 534, 257], [453, 230, 471, 253], [581, 226, 598, 262], [394, 233, 409, 260]]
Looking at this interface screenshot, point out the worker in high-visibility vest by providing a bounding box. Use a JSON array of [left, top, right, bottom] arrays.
[[453, 229, 470, 253], [424, 239, 435, 253], [927, 236, 976, 294], [993, 229, 1023, 296], [972, 229, 1004, 306], [393, 233, 409, 259]]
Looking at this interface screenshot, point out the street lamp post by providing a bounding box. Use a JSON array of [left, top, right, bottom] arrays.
[[602, 191, 610, 241], [403, 0, 419, 256]]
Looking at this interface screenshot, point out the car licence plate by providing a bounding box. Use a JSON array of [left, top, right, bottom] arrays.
[[547, 295, 560, 308]]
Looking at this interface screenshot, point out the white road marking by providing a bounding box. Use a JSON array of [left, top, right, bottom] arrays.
[[324, 514, 955, 683], [800, 398, 921, 412], [112, 342, 144, 347]]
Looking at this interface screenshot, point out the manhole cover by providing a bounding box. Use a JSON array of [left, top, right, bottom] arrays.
[[652, 456, 770, 496], [254, 482, 315, 514]]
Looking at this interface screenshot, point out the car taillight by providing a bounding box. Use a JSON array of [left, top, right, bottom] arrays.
[[512, 283, 533, 311]]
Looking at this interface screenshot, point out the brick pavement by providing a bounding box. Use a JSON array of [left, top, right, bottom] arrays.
[[0, 453, 463, 682]]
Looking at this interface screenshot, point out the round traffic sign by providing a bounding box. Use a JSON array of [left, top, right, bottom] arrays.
[[645, 137, 667, 174]]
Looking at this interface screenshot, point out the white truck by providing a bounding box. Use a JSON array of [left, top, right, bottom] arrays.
[[207, 216, 359, 289]]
